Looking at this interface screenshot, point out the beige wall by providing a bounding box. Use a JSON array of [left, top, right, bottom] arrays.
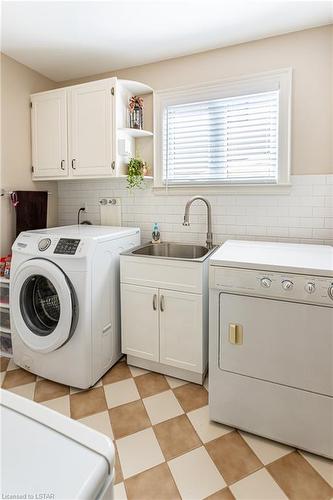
[[60, 25, 333, 176], [0, 26, 331, 257], [0, 53, 58, 255]]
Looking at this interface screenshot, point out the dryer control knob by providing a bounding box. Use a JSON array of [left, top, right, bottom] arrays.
[[282, 280, 293, 291], [305, 282, 315, 294], [260, 278, 272, 288]]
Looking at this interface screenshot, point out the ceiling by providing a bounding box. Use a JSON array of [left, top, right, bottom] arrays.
[[1, 0, 333, 82]]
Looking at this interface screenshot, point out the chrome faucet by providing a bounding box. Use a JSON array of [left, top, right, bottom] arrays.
[[183, 196, 213, 249]]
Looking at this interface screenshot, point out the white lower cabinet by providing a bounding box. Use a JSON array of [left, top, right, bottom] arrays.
[[159, 289, 202, 372], [121, 284, 159, 362], [120, 256, 208, 384]]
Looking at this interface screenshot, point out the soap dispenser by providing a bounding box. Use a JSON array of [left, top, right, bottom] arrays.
[[152, 223, 161, 244]]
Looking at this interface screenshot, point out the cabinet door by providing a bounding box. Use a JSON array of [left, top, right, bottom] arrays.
[[69, 79, 115, 177], [121, 284, 159, 362], [31, 90, 68, 178], [159, 289, 203, 372]]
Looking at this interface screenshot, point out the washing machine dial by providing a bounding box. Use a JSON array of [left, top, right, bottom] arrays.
[[260, 278, 272, 288], [305, 282, 315, 294], [38, 238, 51, 251], [282, 280, 293, 291], [328, 285, 333, 300]]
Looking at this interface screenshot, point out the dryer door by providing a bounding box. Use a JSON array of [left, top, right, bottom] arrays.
[[219, 292, 333, 396], [11, 259, 78, 353]]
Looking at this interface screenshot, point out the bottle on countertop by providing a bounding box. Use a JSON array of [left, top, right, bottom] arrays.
[[152, 223, 161, 244]]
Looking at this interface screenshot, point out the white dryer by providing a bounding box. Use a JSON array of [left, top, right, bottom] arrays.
[[209, 240, 333, 459], [10, 225, 140, 388]]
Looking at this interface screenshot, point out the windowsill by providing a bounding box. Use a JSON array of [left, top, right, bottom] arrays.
[[152, 182, 292, 195]]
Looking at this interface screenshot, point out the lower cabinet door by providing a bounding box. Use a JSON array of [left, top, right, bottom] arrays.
[[121, 284, 159, 362], [159, 289, 202, 372]]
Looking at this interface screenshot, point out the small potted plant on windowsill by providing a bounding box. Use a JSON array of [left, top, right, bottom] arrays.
[[127, 157, 149, 190]]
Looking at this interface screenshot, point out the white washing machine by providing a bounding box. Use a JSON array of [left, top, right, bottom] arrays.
[[10, 225, 140, 388], [209, 240, 333, 458], [1, 389, 114, 499]]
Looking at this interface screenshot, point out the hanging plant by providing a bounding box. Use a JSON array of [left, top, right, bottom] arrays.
[[127, 157, 146, 190]]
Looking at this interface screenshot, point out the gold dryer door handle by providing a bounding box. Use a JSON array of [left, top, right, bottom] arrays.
[[229, 323, 243, 345]]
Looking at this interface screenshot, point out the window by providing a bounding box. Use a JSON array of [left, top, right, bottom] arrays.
[[155, 69, 291, 189], [164, 91, 279, 184]]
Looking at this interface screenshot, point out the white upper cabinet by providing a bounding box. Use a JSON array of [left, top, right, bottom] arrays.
[[31, 89, 68, 178], [31, 77, 153, 181], [69, 79, 115, 177]]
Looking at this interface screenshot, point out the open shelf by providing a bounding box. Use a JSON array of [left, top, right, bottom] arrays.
[[119, 127, 153, 138], [0, 327, 11, 334], [118, 175, 153, 180], [0, 273, 12, 357], [120, 80, 153, 96], [0, 351, 12, 358]]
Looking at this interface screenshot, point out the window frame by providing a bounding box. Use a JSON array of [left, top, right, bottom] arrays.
[[154, 68, 292, 193]]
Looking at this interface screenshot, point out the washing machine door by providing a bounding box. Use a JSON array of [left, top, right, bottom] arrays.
[[11, 259, 78, 353]]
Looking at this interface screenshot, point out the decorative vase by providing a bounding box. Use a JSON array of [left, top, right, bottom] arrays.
[[142, 163, 149, 176], [129, 104, 143, 129], [129, 96, 144, 130]]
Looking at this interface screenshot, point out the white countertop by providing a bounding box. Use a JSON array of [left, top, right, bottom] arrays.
[[210, 240, 333, 277]]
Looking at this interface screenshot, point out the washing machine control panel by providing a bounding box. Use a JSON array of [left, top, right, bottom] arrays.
[[54, 238, 81, 255]]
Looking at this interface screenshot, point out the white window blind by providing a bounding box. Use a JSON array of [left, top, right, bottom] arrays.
[[163, 90, 279, 185]]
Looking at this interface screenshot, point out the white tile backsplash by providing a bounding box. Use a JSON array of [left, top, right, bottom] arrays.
[[58, 175, 333, 246]]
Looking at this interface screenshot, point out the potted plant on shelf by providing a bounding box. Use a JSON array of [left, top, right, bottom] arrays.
[[127, 157, 149, 190]]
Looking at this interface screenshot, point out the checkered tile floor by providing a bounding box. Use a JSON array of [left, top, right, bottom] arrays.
[[1, 355, 332, 500]]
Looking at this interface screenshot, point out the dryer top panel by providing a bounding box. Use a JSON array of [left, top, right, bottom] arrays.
[[210, 240, 333, 277], [23, 225, 140, 241]]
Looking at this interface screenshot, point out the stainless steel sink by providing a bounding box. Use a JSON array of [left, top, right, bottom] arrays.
[[123, 242, 217, 262]]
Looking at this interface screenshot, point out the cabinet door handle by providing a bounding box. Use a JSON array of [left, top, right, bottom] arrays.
[[160, 295, 165, 312], [71, 159, 76, 169], [60, 160, 65, 170], [153, 294, 157, 311]]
